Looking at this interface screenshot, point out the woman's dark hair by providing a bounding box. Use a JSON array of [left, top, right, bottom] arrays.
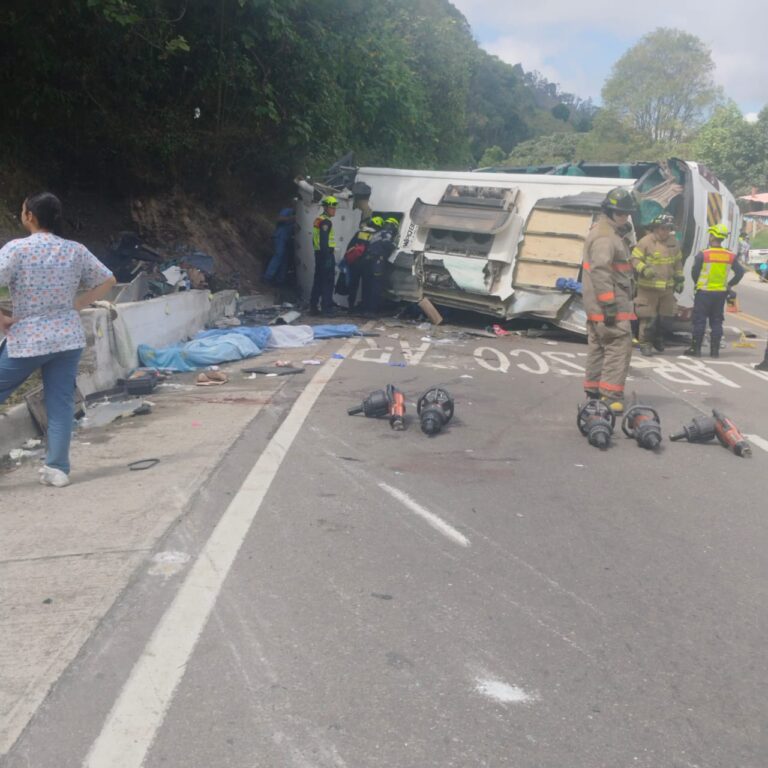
[[24, 192, 63, 235]]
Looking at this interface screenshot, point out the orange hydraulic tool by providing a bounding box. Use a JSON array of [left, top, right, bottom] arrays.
[[712, 409, 751, 457], [622, 404, 662, 450], [386, 384, 406, 431]]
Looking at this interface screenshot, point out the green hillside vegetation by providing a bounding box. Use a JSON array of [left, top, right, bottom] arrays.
[[0, 0, 593, 196]]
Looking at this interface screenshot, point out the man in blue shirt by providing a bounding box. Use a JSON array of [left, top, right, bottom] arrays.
[[264, 203, 296, 285]]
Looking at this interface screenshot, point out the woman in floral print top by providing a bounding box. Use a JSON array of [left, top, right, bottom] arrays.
[[0, 192, 116, 487]]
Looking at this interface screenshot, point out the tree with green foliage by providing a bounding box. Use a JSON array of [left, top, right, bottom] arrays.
[[692, 103, 768, 195], [503, 133, 580, 167], [602, 28, 721, 143], [476, 146, 507, 168]]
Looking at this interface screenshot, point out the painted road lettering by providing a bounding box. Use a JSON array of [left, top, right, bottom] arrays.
[[350, 336, 749, 390]]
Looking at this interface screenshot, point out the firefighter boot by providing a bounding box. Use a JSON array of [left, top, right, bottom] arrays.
[[639, 319, 653, 356], [687, 334, 703, 357], [710, 334, 721, 359], [601, 396, 624, 415]]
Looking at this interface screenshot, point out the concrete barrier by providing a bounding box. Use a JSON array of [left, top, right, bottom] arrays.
[[0, 404, 39, 458], [1, 290, 238, 456]]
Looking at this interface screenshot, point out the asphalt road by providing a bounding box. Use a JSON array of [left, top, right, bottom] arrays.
[[5, 317, 767, 768]]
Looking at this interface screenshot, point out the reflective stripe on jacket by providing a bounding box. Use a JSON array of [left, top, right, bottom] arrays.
[[312, 214, 336, 252], [631, 232, 683, 290], [581, 214, 636, 322], [695, 247, 735, 292]]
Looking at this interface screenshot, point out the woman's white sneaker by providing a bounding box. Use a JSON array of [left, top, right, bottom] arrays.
[[39, 466, 71, 487]]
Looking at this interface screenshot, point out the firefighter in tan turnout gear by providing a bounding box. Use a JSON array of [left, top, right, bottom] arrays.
[[582, 187, 638, 413], [630, 213, 683, 356]]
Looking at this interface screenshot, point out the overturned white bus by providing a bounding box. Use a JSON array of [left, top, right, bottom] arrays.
[[294, 159, 741, 334]]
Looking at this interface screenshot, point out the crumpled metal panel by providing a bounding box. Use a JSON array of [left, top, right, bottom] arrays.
[[385, 250, 423, 302], [410, 198, 514, 234], [553, 295, 588, 334], [503, 289, 572, 319], [440, 255, 492, 293]]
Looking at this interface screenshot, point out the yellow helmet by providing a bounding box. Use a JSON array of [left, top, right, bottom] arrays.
[[707, 223, 728, 240], [384, 217, 400, 228], [321, 195, 338, 208], [370, 216, 384, 228]]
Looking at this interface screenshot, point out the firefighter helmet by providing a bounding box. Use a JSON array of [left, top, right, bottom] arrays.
[[321, 195, 338, 208], [370, 215, 384, 228], [384, 217, 400, 228], [707, 223, 728, 240], [650, 213, 675, 229], [602, 187, 637, 215]]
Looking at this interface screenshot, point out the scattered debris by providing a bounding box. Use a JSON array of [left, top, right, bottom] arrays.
[[733, 331, 756, 348], [128, 458, 160, 471], [195, 371, 229, 386], [270, 309, 301, 326], [148, 550, 191, 578], [302, 359, 322, 365], [119, 369, 163, 396], [242, 365, 305, 376], [79, 399, 152, 429], [214, 316, 242, 328], [9, 448, 41, 462]]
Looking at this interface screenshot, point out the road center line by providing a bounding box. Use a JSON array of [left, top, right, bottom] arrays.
[[744, 434, 768, 453], [378, 481, 470, 548], [83, 335, 362, 768]]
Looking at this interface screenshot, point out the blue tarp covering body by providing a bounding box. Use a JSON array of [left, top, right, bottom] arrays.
[[138, 324, 361, 371]]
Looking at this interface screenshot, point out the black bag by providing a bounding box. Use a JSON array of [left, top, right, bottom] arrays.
[[334, 268, 349, 296]]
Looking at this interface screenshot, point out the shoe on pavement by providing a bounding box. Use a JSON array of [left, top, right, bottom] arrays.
[[601, 397, 624, 414], [39, 465, 71, 488], [755, 360, 768, 371]]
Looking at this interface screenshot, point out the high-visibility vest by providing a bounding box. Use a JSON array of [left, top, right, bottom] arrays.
[[696, 247, 735, 292], [312, 213, 336, 251]]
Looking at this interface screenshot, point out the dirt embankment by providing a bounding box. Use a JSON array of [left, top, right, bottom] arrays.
[[1, 179, 277, 291]]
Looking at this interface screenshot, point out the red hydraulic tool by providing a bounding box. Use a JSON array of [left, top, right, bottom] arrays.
[[386, 384, 406, 430], [712, 409, 751, 457]]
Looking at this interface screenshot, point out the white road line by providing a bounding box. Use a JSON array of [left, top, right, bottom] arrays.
[[83, 335, 362, 768], [378, 481, 470, 548], [744, 434, 768, 453]]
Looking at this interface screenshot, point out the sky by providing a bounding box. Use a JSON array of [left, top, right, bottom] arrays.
[[450, 0, 766, 119]]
